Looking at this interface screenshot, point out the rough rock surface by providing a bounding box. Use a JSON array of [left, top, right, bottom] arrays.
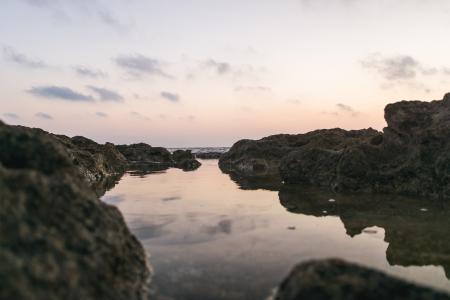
[[116, 143, 201, 171], [279, 186, 450, 279], [221, 94, 450, 198], [0, 121, 150, 300], [275, 259, 450, 300], [172, 149, 201, 171], [195, 152, 223, 159]]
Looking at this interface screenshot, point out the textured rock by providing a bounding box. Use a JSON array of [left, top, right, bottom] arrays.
[[172, 150, 201, 171], [221, 94, 450, 198], [0, 121, 150, 300], [275, 259, 450, 300], [195, 152, 223, 159]]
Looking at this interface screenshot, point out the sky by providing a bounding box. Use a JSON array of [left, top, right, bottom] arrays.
[[1, 0, 450, 147]]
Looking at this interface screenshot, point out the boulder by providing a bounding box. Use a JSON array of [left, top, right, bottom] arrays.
[[0, 121, 150, 300], [275, 259, 450, 300], [172, 150, 201, 171], [116, 143, 173, 169]]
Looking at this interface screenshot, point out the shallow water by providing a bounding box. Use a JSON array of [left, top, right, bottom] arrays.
[[102, 159, 450, 300]]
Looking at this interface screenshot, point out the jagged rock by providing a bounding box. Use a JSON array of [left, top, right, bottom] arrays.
[[116, 143, 173, 169], [172, 150, 201, 171], [195, 152, 223, 159], [280, 94, 450, 198], [221, 94, 450, 198], [278, 186, 450, 279], [0, 121, 150, 300], [219, 128, 379, 185], [274, 259, 450, 300]]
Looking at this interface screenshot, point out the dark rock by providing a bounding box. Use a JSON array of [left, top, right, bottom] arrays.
[[222, 94, 450, 198], [195, 152, 223, 159], [0, 121, 150, 300], [116, 143, 173, 169], [219, 128, 378, 188], [172, 150, 201, 171], [275, 259, 450, 300], [278, 186, 450, 279]]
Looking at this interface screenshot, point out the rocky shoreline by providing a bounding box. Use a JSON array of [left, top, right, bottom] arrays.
[[220, 93, 450, 199], [0, 121, 200, 299]]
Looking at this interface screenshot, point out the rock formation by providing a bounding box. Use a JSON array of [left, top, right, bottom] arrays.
[[220, 93, 450, 198], [172, 149, 201, 171], [195, 152, 223, 159], [0, 121, 150, 300], [275, 259, 450, 300]]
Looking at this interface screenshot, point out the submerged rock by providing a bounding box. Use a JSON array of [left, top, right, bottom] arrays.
[[221, 94, 450, 198], [275, 259, 450, 300], [0, 121, 150, 299], [172, 149, 201, 171]]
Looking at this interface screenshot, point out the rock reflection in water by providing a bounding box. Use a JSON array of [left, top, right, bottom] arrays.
[[279, 186, 450, 279]]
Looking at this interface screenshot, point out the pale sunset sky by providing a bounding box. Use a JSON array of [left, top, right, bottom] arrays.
[[1, 0, 450, 146]]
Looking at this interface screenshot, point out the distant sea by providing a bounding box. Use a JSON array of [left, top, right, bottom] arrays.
[[167, 147, 229, 154]]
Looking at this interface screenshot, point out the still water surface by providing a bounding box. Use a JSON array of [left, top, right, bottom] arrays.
[[102, 160, 450, 300]]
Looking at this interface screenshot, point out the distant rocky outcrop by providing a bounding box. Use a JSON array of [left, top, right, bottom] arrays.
[[0, 121, 150, 299], [195, 152, 223, 159], [116, 144, 201, 171], [220, 94, 450, 198], [275, 259, 450, 300], [172, 149, 201, 171]]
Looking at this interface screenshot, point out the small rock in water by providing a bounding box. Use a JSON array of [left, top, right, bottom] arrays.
[[328, 199, 336, 203], [363, 229, 378, 234], [287, 226, 296, 230]]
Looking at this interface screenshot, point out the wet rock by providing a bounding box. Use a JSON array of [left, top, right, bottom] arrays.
[[275, 259, 450, 300], [222, 93, 450, 198], [172, 150, 201, 171], [195, 152, 223, 159], [219, 128, 378, 187], [116, 143, 173, 169], [0, 121, 150, 300]]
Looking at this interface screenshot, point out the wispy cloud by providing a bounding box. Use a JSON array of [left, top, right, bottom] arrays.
[[74, 66, 107, 78], [114, 54, 173, 79], [28, 85, 94, 102], [361, 53, 437, 81], [234, 85, 271, 93], [35, 112, 53, 120], [87, 86, 123, 102], [3, 112, 19, 119], [2, 47, 48, 69], [95, 111, 108, 118], [130, 111, 151, 121], [336, 103, 359, 116], [204, 59, 231, 75], [160, 91, 180, 102]]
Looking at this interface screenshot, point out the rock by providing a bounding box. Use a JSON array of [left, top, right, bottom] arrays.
[[195, 152, 223, 159], [219, 128, 379, 186], [222, 93, 450, 198], [274, 259, 450, 300], [0, 121, 150, 300], [278, 186, 450, 279], [116, 144, 201, 172], [172, 150, 201, 171], [116, 143, 173, 169]]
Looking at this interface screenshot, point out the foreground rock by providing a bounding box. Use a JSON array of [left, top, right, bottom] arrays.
[[275, 259, 450, 300], [221, 93, 450, 198], [116, 143, 201, 171], [0, 121, 150, 299]]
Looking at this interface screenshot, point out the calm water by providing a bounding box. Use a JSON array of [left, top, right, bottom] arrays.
[[102, 159, 450, 300]]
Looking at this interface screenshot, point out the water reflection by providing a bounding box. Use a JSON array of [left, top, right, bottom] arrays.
[[102, 160, 450, 299], [279, 186, 450, 279]]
